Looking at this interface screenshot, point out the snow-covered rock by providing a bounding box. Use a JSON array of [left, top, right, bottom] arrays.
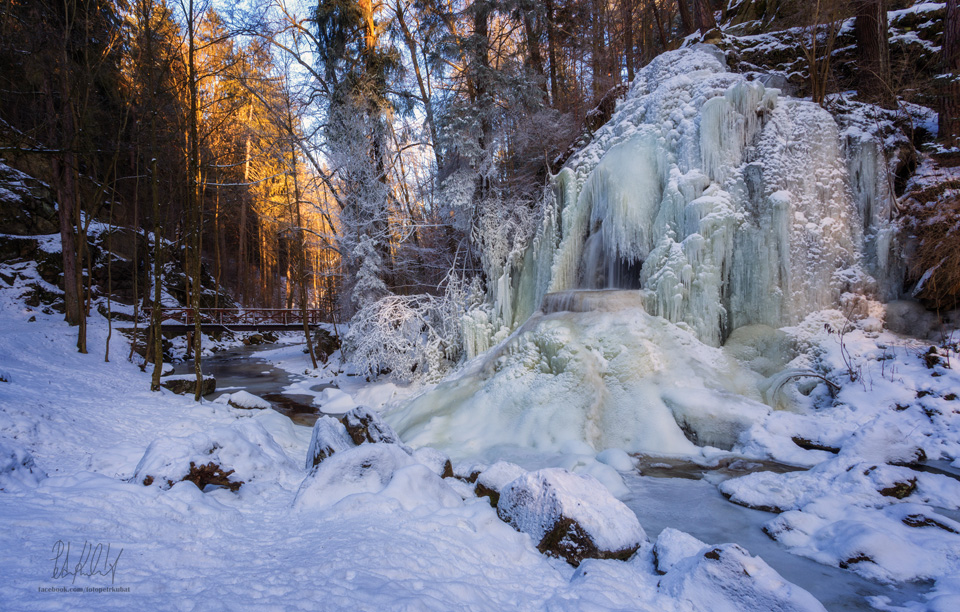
[[474, 460, 526, 506], [223, 390, 271, 410], [411, 446, 453, 478], [497, 468, 645, 566], [305, 416, 353, 469], [341, 405, 399, 445], [133, 420, 298, 491], [658, 543, 827, 612], [652, 527, 707, 574], [295, 443, 461, 512], [314, 386, 357, 415]]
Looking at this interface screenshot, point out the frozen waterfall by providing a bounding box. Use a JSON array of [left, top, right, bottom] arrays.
[[391, 45, 902, 459], [466, 45, 899, 352]]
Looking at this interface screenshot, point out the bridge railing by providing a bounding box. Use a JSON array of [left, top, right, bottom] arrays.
[[142, 308, 326, 326]]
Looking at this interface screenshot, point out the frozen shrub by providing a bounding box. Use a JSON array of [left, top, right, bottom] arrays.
[[342, 275, 474, 383]]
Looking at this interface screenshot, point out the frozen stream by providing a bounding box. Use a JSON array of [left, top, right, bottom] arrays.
[[178, 345, 928, 612], [623, 473, 928, 612]]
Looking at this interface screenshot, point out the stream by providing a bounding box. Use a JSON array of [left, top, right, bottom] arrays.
[[622, 472, 927, 612], [173, 343, 326, 426], [183, 344, 930, 612]]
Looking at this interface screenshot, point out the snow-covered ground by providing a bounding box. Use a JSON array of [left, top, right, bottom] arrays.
[[2, 284, 959, 611], [0, 283, 835, 610]]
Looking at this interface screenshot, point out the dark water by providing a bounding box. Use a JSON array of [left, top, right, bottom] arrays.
[[174, 344, 322, 426]]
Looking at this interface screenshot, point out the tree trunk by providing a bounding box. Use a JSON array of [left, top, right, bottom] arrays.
[[677, 0, 695, 36], [546, 0, 560, 107], [694, 0, 716, 33], [941, 0, 960, 142], [854, 0, 893, 108], [185, 0, 204, 401], [622, 0, 635, 82]]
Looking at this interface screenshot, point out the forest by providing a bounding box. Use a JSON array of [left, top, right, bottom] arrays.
[[1, 1, 960, 610], [3, 0, 953, 377]]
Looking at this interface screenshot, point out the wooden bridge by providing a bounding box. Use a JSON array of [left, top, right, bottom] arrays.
[[143, 308, 326, 333]]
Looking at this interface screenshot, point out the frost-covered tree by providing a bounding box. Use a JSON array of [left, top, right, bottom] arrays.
[[342, 273, 479, 382]]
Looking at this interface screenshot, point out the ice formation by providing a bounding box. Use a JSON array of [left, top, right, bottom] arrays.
[[397, 45, 903, 458], [465, 45, 899, 351]]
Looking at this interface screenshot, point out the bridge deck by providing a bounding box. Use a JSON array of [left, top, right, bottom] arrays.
[[130, 308, 331, 335], [156, 323, 314, 333]]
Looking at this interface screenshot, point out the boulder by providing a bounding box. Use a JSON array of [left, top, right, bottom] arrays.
[[658, 543, 826, 612], [652, 527, 707, 574], [305, 416, 353, 469], [340, 406, 399, 445], [244, 333, 264, 345], [223, 390, 271, 410], [474, 461, 526, 507], [411, 446, 454, 479], [160, 375, 216, 396], [497, 468, 645, 566]]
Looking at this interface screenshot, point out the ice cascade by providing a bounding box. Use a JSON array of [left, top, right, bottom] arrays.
[[464, 45, 899, 352], [391, 46, 902, 459]]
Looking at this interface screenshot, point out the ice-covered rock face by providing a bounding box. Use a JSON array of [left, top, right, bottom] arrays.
[[472, 45, 897, 351]]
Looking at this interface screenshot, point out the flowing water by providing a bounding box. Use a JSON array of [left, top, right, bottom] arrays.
[[173, 344, 326, 426], [622, 472, 929, 612]]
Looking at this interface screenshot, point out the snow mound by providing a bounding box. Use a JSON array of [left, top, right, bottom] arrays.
[[133, 420, 299, 491], [222, 390, 271, 410], [305, 416, 352, 469], [652, 527, 707, 574], [294, 443, 461, 512], [658, 543, 827, 612], [314, 386, 357, 414], [595, 448, 636, 472], [497, 467, 645, 566], [0, 437, 44, 490]]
